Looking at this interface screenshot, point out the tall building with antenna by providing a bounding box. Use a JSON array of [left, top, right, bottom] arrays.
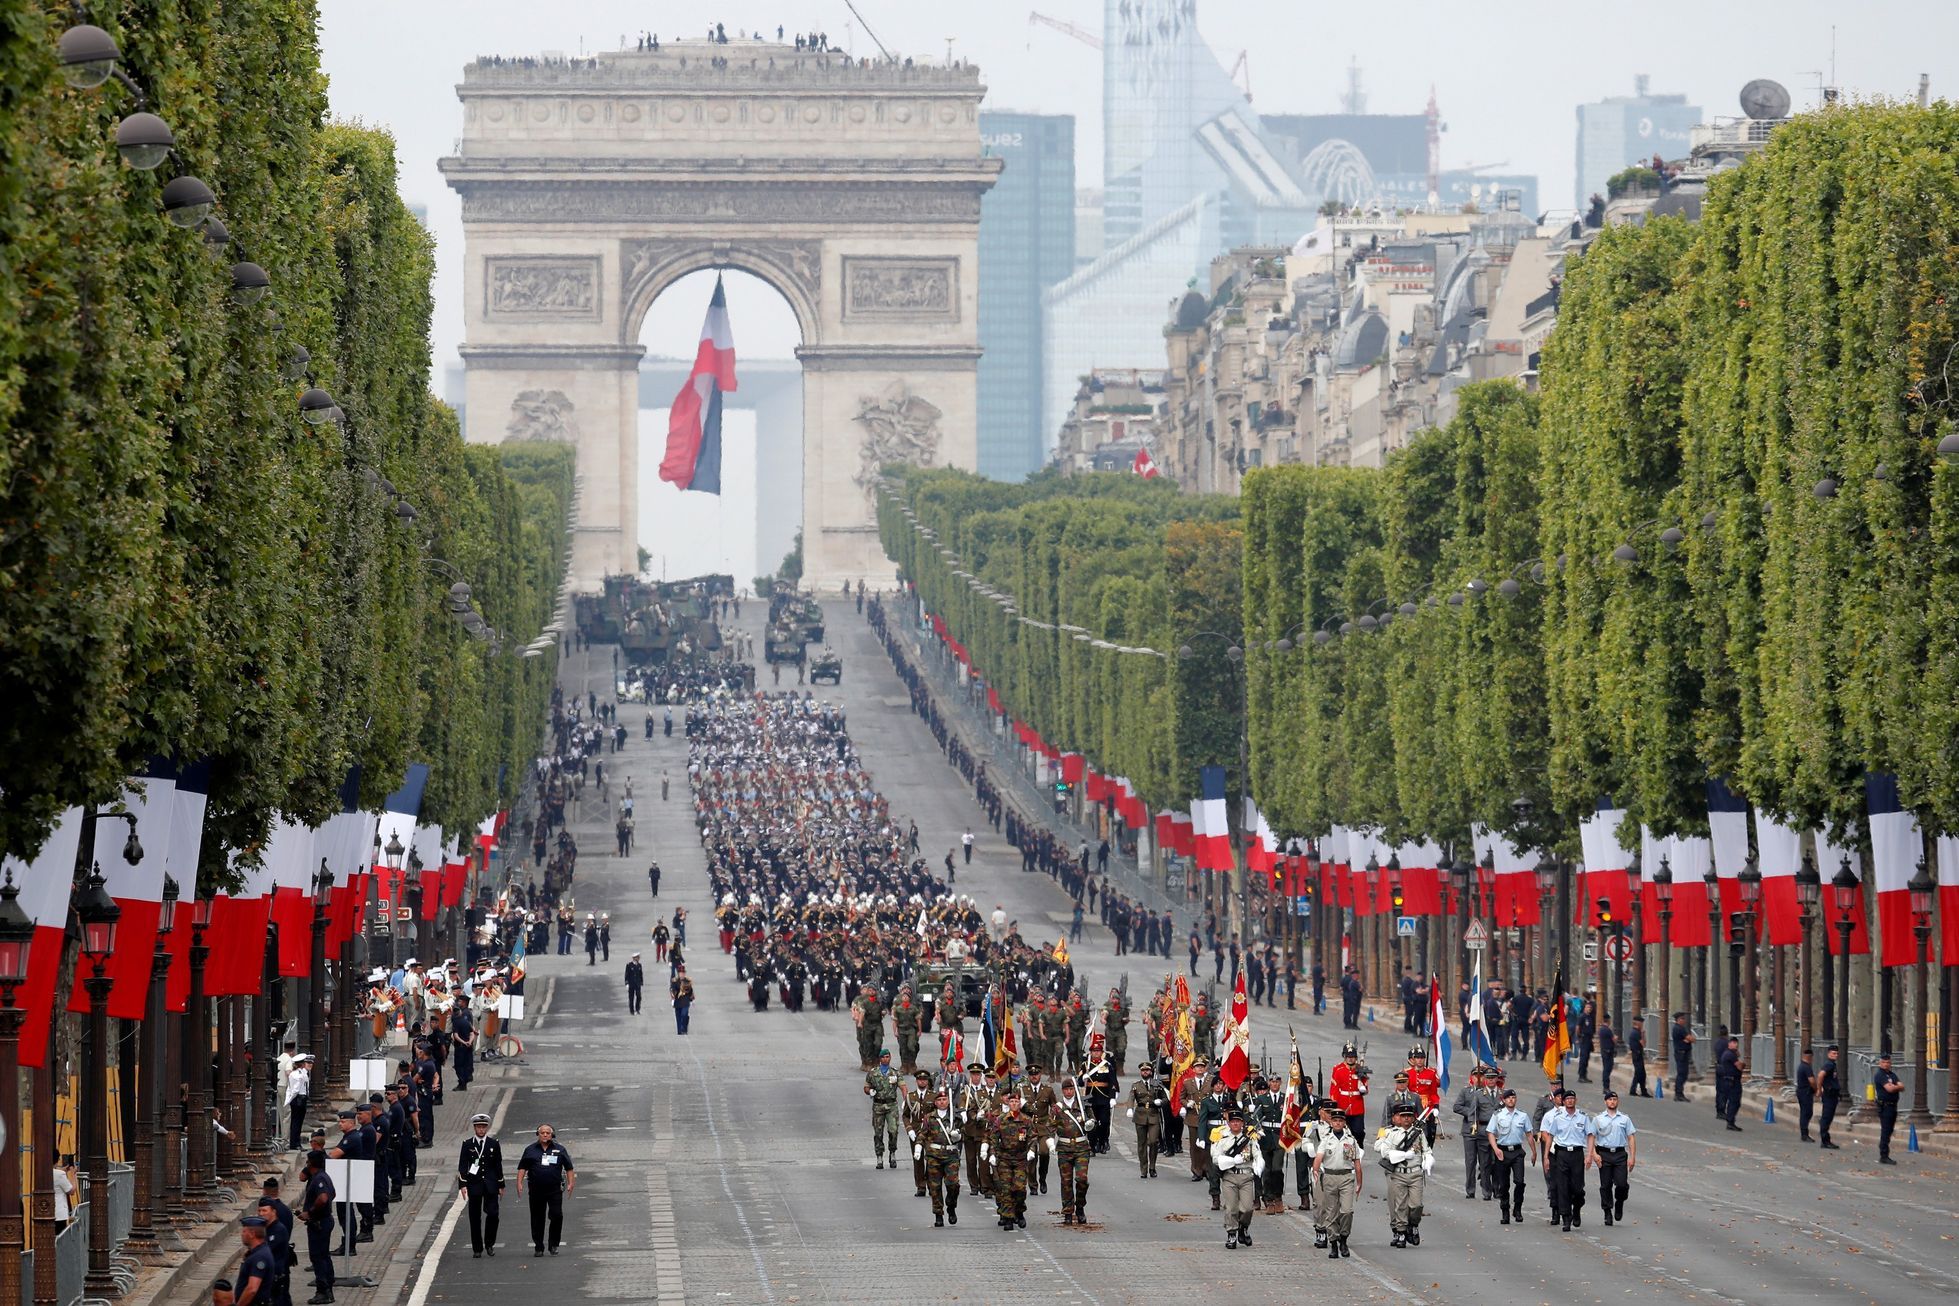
[[1574, 75, 1703, 208]]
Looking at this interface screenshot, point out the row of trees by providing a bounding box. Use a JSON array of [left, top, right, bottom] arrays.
[[896, 101, 1959, 858], [875, 469, 1242, 811], [0, 2, 570, 868]]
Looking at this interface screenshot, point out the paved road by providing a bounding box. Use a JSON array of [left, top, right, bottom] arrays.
[[411, 599, 1959, 1306]]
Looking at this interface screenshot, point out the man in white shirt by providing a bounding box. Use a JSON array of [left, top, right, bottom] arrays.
[[274, 1038, 298, 1141], [52, 1161, 75, 1222], [285, 1054, 314, 1150]]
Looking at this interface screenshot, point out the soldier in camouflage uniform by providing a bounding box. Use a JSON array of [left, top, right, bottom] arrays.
[[1128, 1061, 1166, 1176], [893, 985, 922, 1073], [957, 1062, 991, 1197], [863, 1049, 902, 1169], [916, 1087, 963, 1227], [1050, 1077, 1095, 1224], [989, 1089, 1035, 1230], [938, 981, 963, 1039], [1144, 988, 1166, 1063], [1104, 988, 1129, 1072], [853, 989, 885, 1070], [1022, 1064, 1057, 1194], [1064, 994, 1088, 1076], [1192, 994, 1216, 1064], [904, 1070, 933, 1196], [1045, 999, 1069, 1074]]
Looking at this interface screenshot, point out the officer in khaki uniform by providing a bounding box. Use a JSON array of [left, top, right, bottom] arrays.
[[1310, 1108, 1363, 1258], [862, 1049, 901, 1169], [957, 1063, 992, 1197], [1376, 1101, 1431, 1248], [1180, 1058, 1211, 1182], [1126, 1062, 1167, 1177]]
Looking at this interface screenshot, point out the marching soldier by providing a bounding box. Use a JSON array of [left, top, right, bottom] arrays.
[[915, 1087, 963, 1227], [957, 1062, 992, 1197], [1590, 1089, 1637, 1225], [1022, 1064, 1058, 1194], [1249, 1074, 1287, 1212], [1376, 1101, 1431, 1248], [1213, 1107, 1264, 1249], [904, 1071, 934, 1196], [1330, 1042, 1370, 1138], [1309, 1107, 1363, 1258], [1103, 988, 1129, 1072], [456, 1112, 504, 1257], [853, 988, 885, 1071], [1194, 1075, 1233, 1210], [1531, 1072, 1564, 1222], [1050, 1077, 1095, 1225], [1082, 1037, 1118, 1153], [1405, 1044, 1441, 1145], [1540, 1088, 1594, 1232], [1486, 1086, 1533, 1225], [1300, 1102, 1337, 1244], [1452, 1064, 1499, 1201], [893, 985, 921, 1073], [863, 1049, 902, 1170], [988, 1089, 1035, 1230], [1180, 1057, 1212, 1183], [1126, 1062, 1166, 1177]]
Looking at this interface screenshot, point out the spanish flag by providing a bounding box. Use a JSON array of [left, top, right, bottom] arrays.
[[1541, 968, 1570, 1082]]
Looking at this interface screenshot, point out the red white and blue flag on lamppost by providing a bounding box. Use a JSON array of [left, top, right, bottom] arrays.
[[659, 276, 738, 495]]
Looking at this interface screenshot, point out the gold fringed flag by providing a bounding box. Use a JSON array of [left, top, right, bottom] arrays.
[[1278, 1032, 1308, 1152], [1541, 967, 1571, 1082], [1053, 938, 1069, 966]]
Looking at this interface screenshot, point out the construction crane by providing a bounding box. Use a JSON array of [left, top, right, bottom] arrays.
[[1028, 11, 1101, 50], [1227, 49, 1251, 101]]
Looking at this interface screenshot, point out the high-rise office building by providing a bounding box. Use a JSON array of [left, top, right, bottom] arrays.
[[1575, 76, 1702, 207], [978, 112, 1076, 481]]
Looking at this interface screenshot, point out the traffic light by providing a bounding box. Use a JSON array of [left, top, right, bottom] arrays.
[[1596, 896, 1613, 929]]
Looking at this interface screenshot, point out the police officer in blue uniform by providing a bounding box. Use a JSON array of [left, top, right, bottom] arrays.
[[413, 1040, 441, 1146], [1589, 1089, 1637, 1225], [233, 1215, 281, 1306], [298, 1149, 337, 1304], [326, 1108, 373, 1249], [363, 1095, 392, 1226], [255, 1193, 295, 1306]]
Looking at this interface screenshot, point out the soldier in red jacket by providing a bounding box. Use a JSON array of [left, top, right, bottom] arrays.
[[1405, 1045, 1441, 1145], [1329, 1042, 1370, 1138]]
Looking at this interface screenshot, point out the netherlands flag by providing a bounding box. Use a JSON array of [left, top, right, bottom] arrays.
[[659, 276, 738, 494], [1429, 978, 1452, 1094]]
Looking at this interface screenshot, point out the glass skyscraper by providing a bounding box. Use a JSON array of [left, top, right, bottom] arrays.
[[978, 111, 1075, 481]]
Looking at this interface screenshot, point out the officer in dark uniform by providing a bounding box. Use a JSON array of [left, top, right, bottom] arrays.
[[325, 1109, 373, 1248], [413, 1042, 441, 1146], [458, 1112, 506, 1256], [515, 1123, 576, 1255], [388, 1084, 416, 1191], [298, 1149, 336, 1304], [364, 1095, 393, 1224], [1872, 1050, 1903, 1164], [255, 1194, 295, 1306], [1817, 1045, 1843, 1148], [233, 1215, 281, 1306], [1794, 1047, 1818, 1141]]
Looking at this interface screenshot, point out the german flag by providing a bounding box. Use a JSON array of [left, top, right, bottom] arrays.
[[1541, 967, 1570, 1082]]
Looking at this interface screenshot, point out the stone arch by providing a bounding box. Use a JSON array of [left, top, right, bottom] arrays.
[[619, 239, 822, 349]]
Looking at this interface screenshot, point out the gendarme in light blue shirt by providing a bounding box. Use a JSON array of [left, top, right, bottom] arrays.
[[1540, 1106, 1595, 1148], [1590, 1109, 1637, 1149], [1488, 1106, 1532, 1147]]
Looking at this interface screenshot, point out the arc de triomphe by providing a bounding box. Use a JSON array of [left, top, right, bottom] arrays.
[[440, 41, 999, 589]]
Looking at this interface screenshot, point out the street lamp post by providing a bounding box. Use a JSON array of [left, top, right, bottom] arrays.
[[1451, 857, 1472, 998], [1795, 853, 1820, 1053], [1831, 857, 1858, 1055], [75, 869, 122, 1296], [0, 871, 37, 1301], [1534, 857, 1557, 992], [383, 831, 406, 972], [1653, 857, 1674, 1039], [132, 876, 177, 1256], [1703, 863, 1721, 1037], [183, 896, 214, 1209], [1388, 855, 1406, 999], [311, 860, 333, 1063], [1737, 859, 1763, 1084], [1906, 859, 1938, 1128]]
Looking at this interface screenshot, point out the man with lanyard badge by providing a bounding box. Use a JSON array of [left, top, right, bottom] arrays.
[[459, 1112, 506, 1256], [1540, 1088, 1593, 1232], [516, 1124, 575, 1255]]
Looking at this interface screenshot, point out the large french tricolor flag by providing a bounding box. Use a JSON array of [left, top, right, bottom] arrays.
[[1937, 835, 1959, 967], [164, 764, 213, 1013], [1706, 777, 1751, 937], [1753, 808, 1804, 946], [658, 276, 737, 494], [1194, 766, 1232, 872], [9, 808, 84, 1067], [68, 762, 177, 1020], [1474, 825, 1539, 927], [1578, 800, 1630, 928], [267, 818, 320, 980], [1815, 820, 1870, 956], [1866, 773, 1922, 970], [1395, 839, 1446, 914]]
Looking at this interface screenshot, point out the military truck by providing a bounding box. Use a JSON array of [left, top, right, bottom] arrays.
[[575, 573, 727, 664], [764, 624, 805, 665], [808, 647, 842, 684], [913, 959, 993, 1022]]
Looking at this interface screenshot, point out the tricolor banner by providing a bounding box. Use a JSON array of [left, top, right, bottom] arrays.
[[1866, 773, 1922, 970], [1641, 825, 1712, 948], [1815, 820, 1869, 956], [1708, 777, 1751, 936], [1754, 809, 1804, 946], [1193, 766, 1231, 872], [658, 275, 737, 494], [1937, 835, 1959, 967], [1578, 800, 1630, 928], [10, 808, 84, 1067], [71, 763, 178, 1020]]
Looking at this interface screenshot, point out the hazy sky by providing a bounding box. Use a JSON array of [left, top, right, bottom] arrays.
[[319, 0, 1956, 369]]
